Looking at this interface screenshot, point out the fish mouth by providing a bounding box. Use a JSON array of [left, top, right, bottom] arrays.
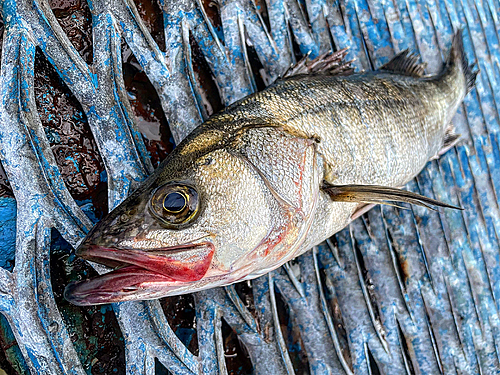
[[64, 242, 215, 306]]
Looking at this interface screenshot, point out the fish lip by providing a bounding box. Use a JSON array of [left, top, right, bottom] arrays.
[[64, 265, 176, 306], [65, 241, 215, 305], [78, 242, 213, 275]]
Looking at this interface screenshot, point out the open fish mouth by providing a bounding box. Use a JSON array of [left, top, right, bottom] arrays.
[[64, 242, 215, 305]]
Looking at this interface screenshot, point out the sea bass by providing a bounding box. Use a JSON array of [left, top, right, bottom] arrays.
[[65, 31, 476, 305]]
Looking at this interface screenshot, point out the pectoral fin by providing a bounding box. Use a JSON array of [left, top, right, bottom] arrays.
[[322, 182, 462, 211]]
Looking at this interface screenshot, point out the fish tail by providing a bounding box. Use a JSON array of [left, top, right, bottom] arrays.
[[445, 29, 478, 94]]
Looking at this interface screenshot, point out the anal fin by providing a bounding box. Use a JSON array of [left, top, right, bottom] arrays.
[[431, 124, 461, 160], [322, 182, 461, 211]]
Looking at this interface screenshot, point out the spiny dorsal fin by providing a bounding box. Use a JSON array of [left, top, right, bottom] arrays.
[[379, 50, 427, 77], [322, 182, 462, 211], [282, 48, 354, 79]]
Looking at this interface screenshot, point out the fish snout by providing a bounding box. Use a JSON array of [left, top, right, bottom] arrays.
[[65, 241, 217, 305]]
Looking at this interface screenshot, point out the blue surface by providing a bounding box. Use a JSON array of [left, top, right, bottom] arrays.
[[0, 0, 499, 374], [0, 197, 16, 272]]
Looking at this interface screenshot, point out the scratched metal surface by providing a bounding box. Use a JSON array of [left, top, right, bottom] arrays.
[[0, 0, 499, 373]]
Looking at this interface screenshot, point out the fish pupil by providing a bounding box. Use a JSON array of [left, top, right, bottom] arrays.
[[163, 192, 187, 213]]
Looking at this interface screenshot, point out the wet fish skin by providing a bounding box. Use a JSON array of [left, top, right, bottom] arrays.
[[65, 31, 476, 305]]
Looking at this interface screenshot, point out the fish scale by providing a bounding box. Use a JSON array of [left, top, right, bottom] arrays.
[[66, 30, 475, 306], [235, 127, 313, 210], [255, 73, 454, 186]]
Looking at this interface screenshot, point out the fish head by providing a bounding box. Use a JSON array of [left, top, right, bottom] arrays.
[[65, 131, 306, 304]]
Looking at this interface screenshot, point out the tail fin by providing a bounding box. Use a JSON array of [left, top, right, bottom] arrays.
[[447, 30, 478, 94]]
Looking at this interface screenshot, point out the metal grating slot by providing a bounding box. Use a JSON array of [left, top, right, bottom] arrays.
[[34, 47, 109, 223], [313, 248, 353, 374], [351, 225, 388, 354], [50, 228, 126, 373], [365, 343, 381, 375], [220, 317, 253, 374], [396, 318, 416, 375], [422, 296, 444, 374], [272, 280, 310, 374]]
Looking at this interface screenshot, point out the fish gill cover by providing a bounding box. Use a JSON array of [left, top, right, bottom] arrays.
[[0, 0, 499, 374]]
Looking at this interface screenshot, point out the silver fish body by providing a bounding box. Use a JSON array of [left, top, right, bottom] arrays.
[[65, 31, 476, 305]]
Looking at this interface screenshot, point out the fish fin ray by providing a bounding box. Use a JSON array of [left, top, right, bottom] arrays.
[[350, 203, 375, 221], [447, 29, 478, 94], [281, 49, 354, 79], [379, 50, 427, 77], [440, 124, 461, 156], [322, 182, 462, 211]]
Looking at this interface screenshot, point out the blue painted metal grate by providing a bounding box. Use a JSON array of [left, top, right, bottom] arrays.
[[0, 0, 499, 373]]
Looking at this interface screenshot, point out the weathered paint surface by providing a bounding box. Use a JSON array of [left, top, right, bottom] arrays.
[[0, 0, 499, 374]]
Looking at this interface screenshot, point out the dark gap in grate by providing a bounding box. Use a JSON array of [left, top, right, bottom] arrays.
[[0, 17, 3, 69], [34, 48, 108, 222], [297, 0, 310, 31], [48, 0, 93, 65], [133, 0, 166, 52], [288, 22, 305, 65], [326, 236, 343, 267], [50, 229, 126, 374], [245, 42, 267, 91], [336, 0, 345, 24], [255, 0, 271, 36], [220, 317, 253, 375], [0, 162, 13, 198], [366, 344, 381, 375], [0, 19, 12, 199], [396, 320, 416, 375], [155, 358, 173, 375], [385, 228, 410, 287], [159, 295, 199, 356], [289, 258, 303, 282], [318, 263, 352, 368], [274, 289, 310, 375], [0, 11, 15, 271], [122, 44, 174, 168], [421, 295, 444, 374], [353, 238, 383, 326], [0, 314, 29, 375], [189, 34, 224, 117], [201, 0, 223, 43], [324, 15, 338, 52], [362, 210, 371, 228], [234, 280, 257, 322], [358, 22, 375, 71]]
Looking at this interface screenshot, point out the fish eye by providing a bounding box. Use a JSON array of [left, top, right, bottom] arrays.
[[150, 183, 199, 228], [163, 192, 187, 213]]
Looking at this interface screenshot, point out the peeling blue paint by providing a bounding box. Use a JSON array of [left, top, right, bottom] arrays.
[[0, 197, 16, 272]]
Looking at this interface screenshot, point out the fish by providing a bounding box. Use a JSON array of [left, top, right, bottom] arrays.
[[65, 30, 477, 305]]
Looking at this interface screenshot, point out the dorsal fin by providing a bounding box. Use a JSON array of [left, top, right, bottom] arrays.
[[281, 48, 354, 79], [379, 50, 427, 77]]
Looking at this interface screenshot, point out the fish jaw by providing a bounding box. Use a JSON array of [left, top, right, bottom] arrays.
[[64, 242, 215, 305]]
